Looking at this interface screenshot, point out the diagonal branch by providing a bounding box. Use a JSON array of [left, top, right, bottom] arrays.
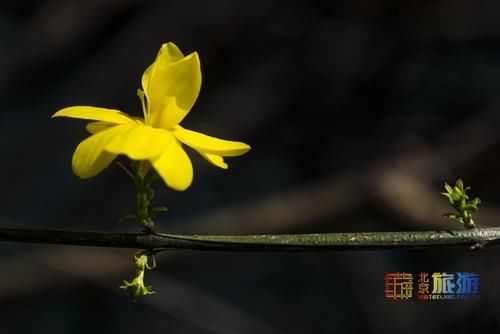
[[0, 226, 499, 251]]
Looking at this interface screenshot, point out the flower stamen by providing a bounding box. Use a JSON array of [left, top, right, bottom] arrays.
[[137, 89, 150, 125]]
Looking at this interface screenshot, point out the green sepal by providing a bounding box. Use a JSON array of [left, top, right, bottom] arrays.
[[119, 214, 137, 224], [116, 161, 135, 180], [151, 206, 168, 216]]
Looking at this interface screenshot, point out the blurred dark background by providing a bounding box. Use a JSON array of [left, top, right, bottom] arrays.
[[1, 0, 500, 333]]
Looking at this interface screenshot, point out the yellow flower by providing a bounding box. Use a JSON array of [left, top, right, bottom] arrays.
[[52, 42, 250, 191]]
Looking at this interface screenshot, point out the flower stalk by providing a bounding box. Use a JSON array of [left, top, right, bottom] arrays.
[[118, 161, 166, 233], [133, 163, 156, 232]]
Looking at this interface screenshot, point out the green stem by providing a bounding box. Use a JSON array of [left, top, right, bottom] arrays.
[[127, 161, 157, 232], [135, 177, 154, 231], [0, 226, 498, 251]]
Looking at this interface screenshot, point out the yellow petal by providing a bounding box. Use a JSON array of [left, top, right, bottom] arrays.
[[142, 42, 184, 95], [199, 152, 228, 169], [105, 125, 173, 160], [87, 117, 145, 134], [142, 44, 201, 129], [86, 121, 114, 134], [151, 139, 193, 191], [150, 96, 183, 130], [52, 106, 135, 124], [72, 125, 131, 178], [173, 125, 251, 157]]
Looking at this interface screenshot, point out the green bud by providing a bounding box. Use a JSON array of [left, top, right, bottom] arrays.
[[441, 179, 480, 229], [120, 254, 156, 301]]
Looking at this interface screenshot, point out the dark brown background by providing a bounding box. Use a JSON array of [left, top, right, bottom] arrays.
[[1, 0, 500, 333]]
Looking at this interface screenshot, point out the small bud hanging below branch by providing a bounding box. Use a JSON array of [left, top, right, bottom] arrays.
[[120, 253, 156, 301]]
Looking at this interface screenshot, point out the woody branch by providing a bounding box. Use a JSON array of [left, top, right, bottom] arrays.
[[0, 226, 498, 251]]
